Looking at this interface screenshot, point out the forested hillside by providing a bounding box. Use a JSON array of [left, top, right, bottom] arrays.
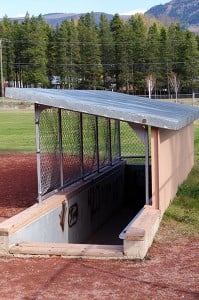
[[146, 0, 199, 34], [0, 13, 199, 96]]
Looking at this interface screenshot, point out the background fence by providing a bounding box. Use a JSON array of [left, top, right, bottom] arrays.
[[140, 93, 199, 106]]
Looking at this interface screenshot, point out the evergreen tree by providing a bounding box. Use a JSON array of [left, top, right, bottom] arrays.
[[167, 24, 184, 76], [56, 20, 71, 88], [99, 14, 115, 90], [57, 19, 81, 88], [20, 14, 49, 87], [158, 26, 172, 95], [77, 13, 102, 89], [67, 20, 80, 88], [111, 14, 133, 92], [145, 23, 159, 95], [0, 17, 15, 89], [196, 35, 199, 51], [12, 20, 25, 87], [128, 14, 147, 94], [179, 30, 199, 92], [0, 12, 198, 94], [46, 25, 59, 85]]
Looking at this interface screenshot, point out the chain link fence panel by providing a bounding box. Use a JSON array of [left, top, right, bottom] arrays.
[[37, 106, 149, 199], [39, 108, 60, 196], [120, 121, 147, 164], [62, 110, 82, 186]]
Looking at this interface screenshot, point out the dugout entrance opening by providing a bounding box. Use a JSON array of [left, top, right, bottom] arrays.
[[34, 104, 151, 245]]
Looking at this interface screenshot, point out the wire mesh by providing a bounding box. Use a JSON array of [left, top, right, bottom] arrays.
[[111, 119, 120, 162], [120, 121, 146, 163], [61, 110, 82, 185], [39, 108, 60, 196], [98, 117, 109, 168], [37, 105, 149, 199], [82, 114, 98, 175]]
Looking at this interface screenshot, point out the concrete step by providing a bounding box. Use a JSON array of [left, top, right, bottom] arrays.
[[10, 242, 124, 258]]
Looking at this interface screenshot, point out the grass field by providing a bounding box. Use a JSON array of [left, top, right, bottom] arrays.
[[161, 166, 199, 238], [0, 109, 144, 155], [0, 110, 35, 152], [159, 120, 199, 239]]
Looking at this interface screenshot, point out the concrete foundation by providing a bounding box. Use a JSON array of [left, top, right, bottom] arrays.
[[0, 162, 160, 259], [123, 206, 161, 259]]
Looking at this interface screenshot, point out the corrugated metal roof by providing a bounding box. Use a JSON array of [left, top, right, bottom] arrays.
[[5, 88, 199, 130]]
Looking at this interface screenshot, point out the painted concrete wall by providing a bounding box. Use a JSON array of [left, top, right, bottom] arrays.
[[151, 123, 194, 214], [9, 163, 125, 246]]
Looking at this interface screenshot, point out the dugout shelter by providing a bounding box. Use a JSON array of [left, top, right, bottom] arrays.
[[2, 88, 199, 259]]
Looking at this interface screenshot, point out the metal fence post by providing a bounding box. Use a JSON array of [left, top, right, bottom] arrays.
[[145, 126, 150, 205], [58, 108, 63, 188], [192, 92, 195, 106], [95, 116, 100, 172], [35, 104, 42, 202], [80, 113, 84, 178], [108, 118, 112, 165], [118, 120, 121, 159]]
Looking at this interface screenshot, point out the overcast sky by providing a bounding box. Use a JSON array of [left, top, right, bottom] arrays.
[[0, 0, 169, 18]]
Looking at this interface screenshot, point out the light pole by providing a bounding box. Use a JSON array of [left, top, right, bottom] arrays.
[[0, 39, 4, 97]]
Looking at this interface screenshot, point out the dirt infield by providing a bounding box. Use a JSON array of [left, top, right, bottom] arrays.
[[0, 153, 37, 221], [0, 153, 198, 299]]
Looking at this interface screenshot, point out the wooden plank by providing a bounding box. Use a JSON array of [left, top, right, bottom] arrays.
[[10, 242, 123, 258], [0, 217, 8, 223], [0, 194, 66, 234], [125, 227, 145, 241]]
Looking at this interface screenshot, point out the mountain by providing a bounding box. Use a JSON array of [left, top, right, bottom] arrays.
[[145, 0, 199, 34], [44, 12, 116, 26], [6, 12, 116, 27], [2, 1, 199, 34]]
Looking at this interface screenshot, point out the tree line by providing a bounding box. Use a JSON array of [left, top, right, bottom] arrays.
[[0, 12, 199, 96]]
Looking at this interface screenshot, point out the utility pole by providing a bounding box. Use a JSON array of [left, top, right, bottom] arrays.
[[0, 39, 4, 97]]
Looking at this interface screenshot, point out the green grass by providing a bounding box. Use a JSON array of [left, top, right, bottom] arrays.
[[0, 110, 35, 152], [0, 109, 145, 155], [161, 120, 199, 238], [163, 179, 199, 237]]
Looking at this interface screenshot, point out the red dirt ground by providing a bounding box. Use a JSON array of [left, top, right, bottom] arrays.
[[0, 153, 198, 299], [0, 153, 37, 221]]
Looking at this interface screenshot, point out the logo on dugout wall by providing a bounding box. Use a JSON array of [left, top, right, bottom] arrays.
[[68, 203, 78, 227]]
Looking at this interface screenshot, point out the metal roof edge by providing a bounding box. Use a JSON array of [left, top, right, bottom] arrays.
[[5, 87, 199, 130]]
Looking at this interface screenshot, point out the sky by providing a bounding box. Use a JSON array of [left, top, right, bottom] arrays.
[[0, 0, 169, 18]]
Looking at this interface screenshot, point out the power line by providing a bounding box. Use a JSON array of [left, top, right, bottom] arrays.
[[1, 38, 195, 46], [9, 61, 198, 67]]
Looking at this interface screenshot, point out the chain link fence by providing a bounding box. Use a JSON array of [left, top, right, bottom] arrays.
[[62, 110, 82, 185], [39, 108, 60, 195], [141, 93, 199, 107], [120, 121, 147, 163], [37, 106, 147, 199]]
